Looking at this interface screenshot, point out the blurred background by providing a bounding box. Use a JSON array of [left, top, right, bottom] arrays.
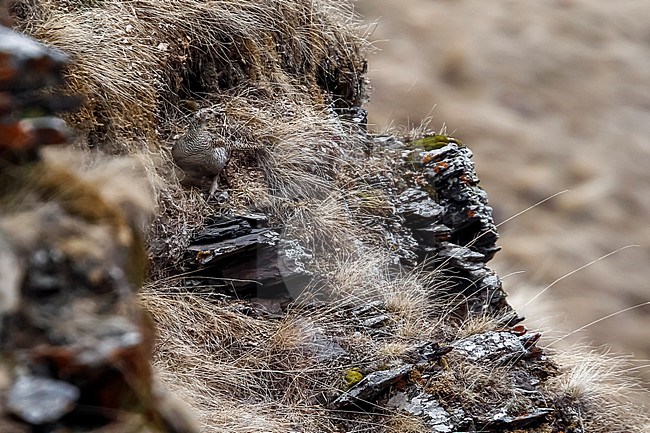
[[355, 0, 650, 392]]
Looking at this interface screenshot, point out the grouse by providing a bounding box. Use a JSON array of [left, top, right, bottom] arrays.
[[172, 109, 229, 198]]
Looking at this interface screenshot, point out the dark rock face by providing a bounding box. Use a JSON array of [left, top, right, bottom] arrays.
[[380, 136, 513, 319], [330, 323, 555, 432], [183, 214, 314, 298], [179, 135, 512, 323], [328, 324, 553, 431]]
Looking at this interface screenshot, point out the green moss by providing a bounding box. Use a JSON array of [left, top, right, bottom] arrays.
[[408, 134, 463, 150], [344, 368, 364, 388]]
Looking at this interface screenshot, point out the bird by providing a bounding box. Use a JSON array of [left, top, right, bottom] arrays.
[[172, 108, 229, 199]]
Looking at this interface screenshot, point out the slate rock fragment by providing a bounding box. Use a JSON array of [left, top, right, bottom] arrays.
[[453, 330, 542, 365], [478, 407, 554, 430], [184, 214, 314, 298], [330, 364, 414, 409], [387, 391, 453, 433], [7, 375, 80, 425]]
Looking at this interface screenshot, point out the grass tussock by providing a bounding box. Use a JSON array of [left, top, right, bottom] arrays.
[[139, 253, 455, 432], [385, 413, 429, 433], [452, 313, 503, 340], [549, 348, 649, 433], [140, 287, 342, 431]]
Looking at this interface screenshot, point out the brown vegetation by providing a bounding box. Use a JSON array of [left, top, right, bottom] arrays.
[[4, 0, 648, 431]]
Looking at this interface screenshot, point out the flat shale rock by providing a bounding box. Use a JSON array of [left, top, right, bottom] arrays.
[[453, 330, 542, 365], [330, 364, 414, 409], [387, 391, 453, 433], [184, 214, 314, 298]]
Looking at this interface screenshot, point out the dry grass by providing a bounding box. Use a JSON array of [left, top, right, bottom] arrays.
[[140, 284, 357, 431], [377, 342, 412, 363], [385, 413, 429, 433], [452, 313, 503, 340], [11, 0, 368, 275], [379, 266, 441, 339], [138, 249, 456, 432], [421, 351, 534, 426], [550, 348, 650, 433], [137, 222, 647, 431], [12, 0, 368, 147]]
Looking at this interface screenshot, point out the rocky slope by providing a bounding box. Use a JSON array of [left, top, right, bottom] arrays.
[[1, 0, 648, 431]]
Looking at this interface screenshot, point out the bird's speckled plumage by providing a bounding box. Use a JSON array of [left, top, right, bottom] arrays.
[[173, 109, 266, 198], [172, 112, 229, 197]]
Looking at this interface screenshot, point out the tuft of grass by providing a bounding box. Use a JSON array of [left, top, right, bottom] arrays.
[[379, 266, 440, 339], [452, 313, 503, 340], [550, 348, 649, 433], [385, 413, 429, 433], [377, 342, 411, 363]]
